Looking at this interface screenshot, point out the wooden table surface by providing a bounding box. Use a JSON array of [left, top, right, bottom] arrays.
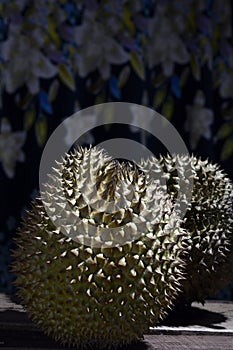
[[0, 294, 233, 350]]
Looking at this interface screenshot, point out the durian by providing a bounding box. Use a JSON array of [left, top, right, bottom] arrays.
[[13, 146, 189, 349], [139, 154, 233, 304]]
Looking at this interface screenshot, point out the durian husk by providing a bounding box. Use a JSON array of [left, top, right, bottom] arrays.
[[12, 147, 190, 349], [139, 154, 233, 304]]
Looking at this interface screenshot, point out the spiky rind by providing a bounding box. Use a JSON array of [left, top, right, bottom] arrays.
[[13, 146, 189, 349], [139, 154, 233, 304]]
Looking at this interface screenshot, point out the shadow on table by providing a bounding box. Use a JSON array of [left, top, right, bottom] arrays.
[[161, 305, 227, 329]]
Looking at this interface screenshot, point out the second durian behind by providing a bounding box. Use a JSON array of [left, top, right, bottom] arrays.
[[139, 154, 233, 304], [13, 146, 189, 349]]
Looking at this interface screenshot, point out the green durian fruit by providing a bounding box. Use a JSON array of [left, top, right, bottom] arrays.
[[139, 154, 233, 304], [13, 146, 189, 349]]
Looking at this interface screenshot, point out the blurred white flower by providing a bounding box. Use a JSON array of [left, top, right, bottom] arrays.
[[147, 16, 189, 76], [73, 11, 129, 79], [1, 33, 57, 94], [185, 91, 214, 149], [0, 119, 26, 178], [129, 104, 154, 133], [64, 114, 96, 147]]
